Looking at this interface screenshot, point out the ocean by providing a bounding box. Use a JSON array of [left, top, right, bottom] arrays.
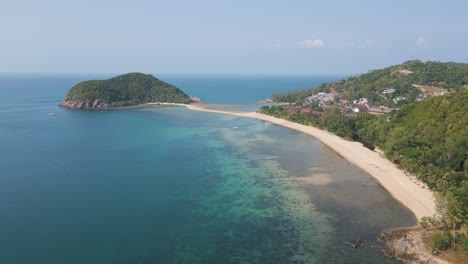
[[0, 74, 415, 263]]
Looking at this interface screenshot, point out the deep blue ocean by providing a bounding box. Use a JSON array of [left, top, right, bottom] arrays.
[[0, 74, 415, 263]]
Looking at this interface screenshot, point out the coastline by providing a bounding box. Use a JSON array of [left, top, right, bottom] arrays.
[[154, 102, 436, 220], [381, 227, 451, 264]]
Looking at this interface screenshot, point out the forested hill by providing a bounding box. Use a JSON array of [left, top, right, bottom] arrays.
[[261, 87, 468, 236], [381, 90, 467, 212], [272, 60, 468, 106], [60, 73, 191, 109], [378, 90, 468, 237], [262, 60, 468, 257]]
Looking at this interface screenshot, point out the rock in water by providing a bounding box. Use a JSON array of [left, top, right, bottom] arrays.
[[345, 239, 364, 248]]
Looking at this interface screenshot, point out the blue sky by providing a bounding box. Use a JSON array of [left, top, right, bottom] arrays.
[[1, 0, 467, 74]]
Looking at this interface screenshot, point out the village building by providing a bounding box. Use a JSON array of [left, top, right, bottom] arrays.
[[305, 92, 335, 105], [358, 98, 368, 104], [393, 96, 406, 104], [368, 106, 392, 114], [300, 108, 321, 117], [353, 104, 370, 113], [382, 88, 395, 94], [397, 69, 413, 75]]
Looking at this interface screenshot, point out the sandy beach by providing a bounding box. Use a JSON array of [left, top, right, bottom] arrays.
[[154, 102, 436, 220]]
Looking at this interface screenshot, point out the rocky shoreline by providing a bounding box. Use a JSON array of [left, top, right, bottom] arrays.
[[60, 99, 110, 109], [60, 98, 198, 110], [380, 226, 449, 264]]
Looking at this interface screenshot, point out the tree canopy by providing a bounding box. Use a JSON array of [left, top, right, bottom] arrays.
[[61, 73, 191, 109], [271, 60, 468, 106], [260, 74, 468, 231]]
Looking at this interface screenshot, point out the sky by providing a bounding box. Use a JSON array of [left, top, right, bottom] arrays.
[[1, 0, 467, 75]]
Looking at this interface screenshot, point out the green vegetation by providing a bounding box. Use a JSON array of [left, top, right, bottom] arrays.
[[259, 105, 322, 126], [263, 90, 468, 229], [260, 61, 468, 256], [457, 233, 468, 251], [430, 231, 452, 252], [271, 60, 468, 106], [61, 73, 191, 108], [271, 89, 317, 104], [378, 90, 467, 255]]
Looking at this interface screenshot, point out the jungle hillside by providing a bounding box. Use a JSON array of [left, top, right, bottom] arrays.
[[260, 61, 468, 255], [60, 73, 191, 109]]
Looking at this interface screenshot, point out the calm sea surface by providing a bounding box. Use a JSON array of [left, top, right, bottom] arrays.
[[0, 74, 415, 263]]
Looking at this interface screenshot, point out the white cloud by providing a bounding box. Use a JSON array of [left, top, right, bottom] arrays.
[[416, 36, 428, 47], [267, 43, 282, 52], [298, 38, 391, 50], [298, 39, 325, 48], [361, 40, 375, 47], [324, 39, 383, 50]]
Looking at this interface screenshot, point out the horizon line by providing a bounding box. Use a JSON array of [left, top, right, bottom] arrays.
[[0, 71, 351, 77]]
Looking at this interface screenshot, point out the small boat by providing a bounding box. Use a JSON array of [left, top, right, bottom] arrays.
[[48, 112, 55, 116], [233, 126, 239, 129]]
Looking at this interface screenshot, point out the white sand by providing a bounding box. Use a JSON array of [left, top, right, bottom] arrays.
[[153, 103, 436, 219]]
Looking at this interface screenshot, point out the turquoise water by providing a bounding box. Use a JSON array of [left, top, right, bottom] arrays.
[[160, 74, 336, 103], [0, 75, 415, 263]]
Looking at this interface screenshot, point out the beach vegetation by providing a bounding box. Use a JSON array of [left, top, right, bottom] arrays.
[[420, 217, 431, 229], [456, 233, 468, 251], [430, 231, 452, 253]]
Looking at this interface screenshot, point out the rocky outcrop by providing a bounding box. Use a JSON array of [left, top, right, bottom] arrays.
[[345, 239, 364, 248], [380, 227, 449, 264], [59, 99, 109, 110]]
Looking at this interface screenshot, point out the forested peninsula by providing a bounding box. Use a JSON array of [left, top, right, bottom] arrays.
[[60, 73, 191, 109], [260, 61, 468, 258]]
